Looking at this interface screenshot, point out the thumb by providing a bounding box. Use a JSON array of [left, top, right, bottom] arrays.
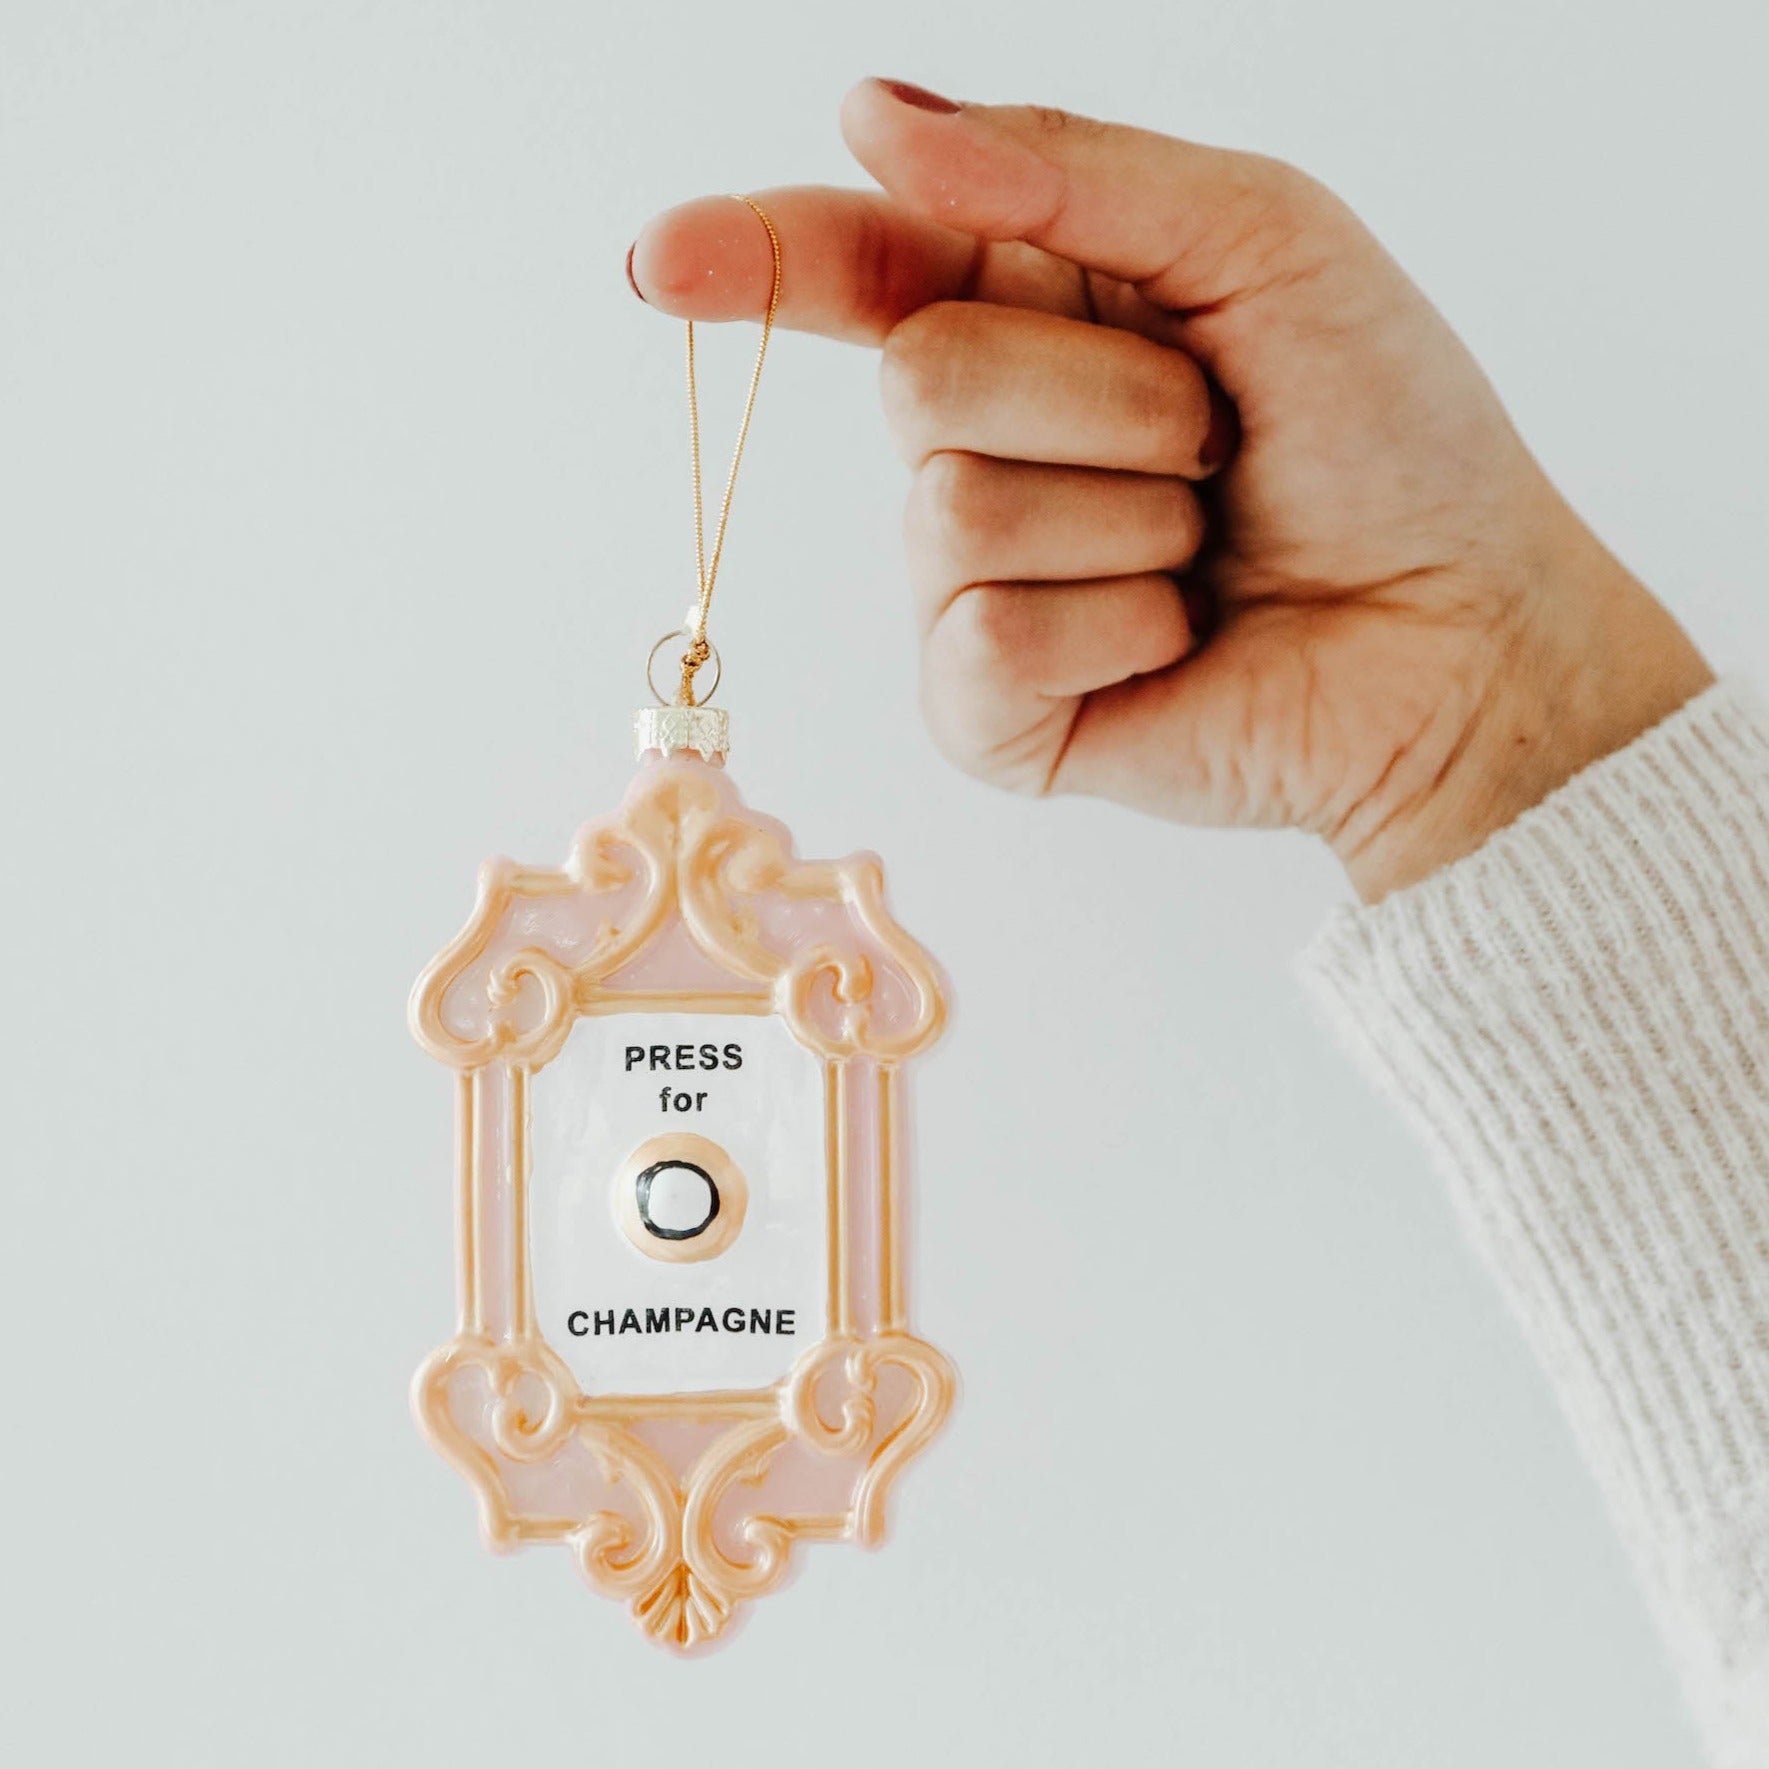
[[842, 80, 1362, 313]]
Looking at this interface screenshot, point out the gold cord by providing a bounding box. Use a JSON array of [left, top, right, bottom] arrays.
[[677, 195, 782, 707]]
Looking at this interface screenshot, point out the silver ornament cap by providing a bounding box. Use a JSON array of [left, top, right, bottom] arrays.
[[634, 703, 730, 763]]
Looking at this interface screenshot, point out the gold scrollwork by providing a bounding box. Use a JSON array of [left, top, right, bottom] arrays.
[[574, 1428, 684, 1607], [410, 762, 946, 1070], [680, 1419, 801, 1607], [411, 1327, 956, 1649], [782, 1331, 959, 1544]]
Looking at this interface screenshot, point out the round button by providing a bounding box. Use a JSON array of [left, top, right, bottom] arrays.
[[636, 1159, 720, 1241], [613, 1133, 747, 1264]]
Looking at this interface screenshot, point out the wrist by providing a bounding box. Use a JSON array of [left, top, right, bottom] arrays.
[[1339, 522, 1714, 902]]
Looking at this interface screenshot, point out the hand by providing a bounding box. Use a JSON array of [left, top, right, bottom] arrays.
[[629, 80, 1713, 899]]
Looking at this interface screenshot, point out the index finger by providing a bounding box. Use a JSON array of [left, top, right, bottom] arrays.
[[628, 185, 982, 346]]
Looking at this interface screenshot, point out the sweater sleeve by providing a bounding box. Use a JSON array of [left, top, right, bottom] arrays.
[[1297, 679, 1769, 1768]]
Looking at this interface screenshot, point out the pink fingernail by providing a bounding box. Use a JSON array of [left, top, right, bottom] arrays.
[[625, 242, 647, 304], [878, 78, 962, 115]]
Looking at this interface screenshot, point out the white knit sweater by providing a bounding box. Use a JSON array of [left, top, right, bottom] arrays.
[[1299, 679, 1769, 1767]]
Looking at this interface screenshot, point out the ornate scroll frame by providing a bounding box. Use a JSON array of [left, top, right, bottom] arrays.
[[409, 758, 955, 1650]]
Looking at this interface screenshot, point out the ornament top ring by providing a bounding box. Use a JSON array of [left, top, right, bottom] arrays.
[[646, 628, 722, 706]]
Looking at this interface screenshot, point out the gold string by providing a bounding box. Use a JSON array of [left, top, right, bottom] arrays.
[[678, 195, 782, 707]]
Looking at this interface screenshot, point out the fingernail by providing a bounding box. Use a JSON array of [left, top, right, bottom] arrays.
[[625, 241, 647, 303], [1180, 580, 1218, 645], [878, 78, 962, 114], [1199, 394, 1238, 474]]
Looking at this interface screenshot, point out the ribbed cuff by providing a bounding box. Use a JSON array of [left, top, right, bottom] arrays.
[[1298, 679, 1769, 1767]]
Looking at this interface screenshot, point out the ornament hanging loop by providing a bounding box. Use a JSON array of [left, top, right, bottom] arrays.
[[647, 628, 721, 707], [673, 195, 783, 708]]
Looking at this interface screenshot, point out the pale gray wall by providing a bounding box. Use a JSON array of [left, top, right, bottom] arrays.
[[4, 2, 1764, 1764]]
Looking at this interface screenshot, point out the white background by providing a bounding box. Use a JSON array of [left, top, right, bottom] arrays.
[[4, 3, 1765, 1764]]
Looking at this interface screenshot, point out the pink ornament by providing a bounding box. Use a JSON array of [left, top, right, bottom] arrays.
[[410, 747, 955, 1651]]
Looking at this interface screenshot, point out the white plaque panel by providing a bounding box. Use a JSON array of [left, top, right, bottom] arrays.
[[530, 1011, 827, 1392]]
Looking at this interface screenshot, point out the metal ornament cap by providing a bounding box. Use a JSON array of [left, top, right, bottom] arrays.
[[634, 703, 729, 763]]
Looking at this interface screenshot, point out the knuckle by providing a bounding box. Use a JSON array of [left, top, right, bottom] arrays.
[[1029, 104, 1086, 138], [1231, 153, 1360, 253], [916, 657, 1056, 798], [920, 599, 1069, 796], [905, 453, 1004, 564], [943, 584, 1036, 681], [910, 450, 976, 529], [916, 662, 1012, 788], [1222, 151, 1332, 220], [1004, 103, 1107, 145], [917, 679, 991, 781], [1249, 153, 1322, 205], [879, 302, 974, 444]]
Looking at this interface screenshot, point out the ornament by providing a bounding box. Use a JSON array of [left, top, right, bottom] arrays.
[[409, 200, 955, 1650]]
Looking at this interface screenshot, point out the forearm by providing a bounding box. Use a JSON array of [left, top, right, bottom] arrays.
[[1299, 680, 1769, 1768]]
